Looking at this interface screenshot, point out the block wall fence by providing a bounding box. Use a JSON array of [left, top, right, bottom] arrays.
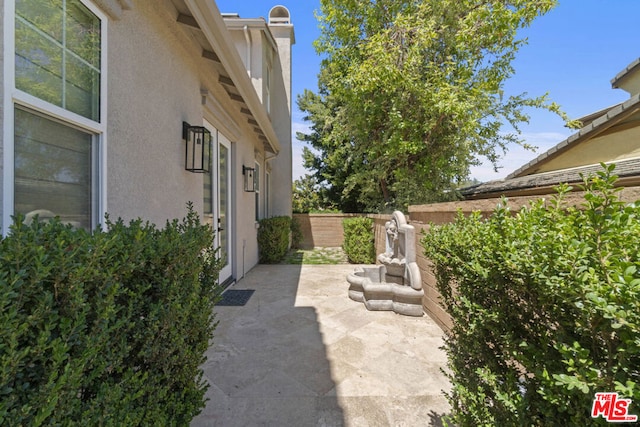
[[293, 186, 640, 331]]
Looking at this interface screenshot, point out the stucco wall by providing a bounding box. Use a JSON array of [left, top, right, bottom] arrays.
[[0, 0, 278, 279], [106, 0, 267, 280], [107, 1, 205, 225], [228, 21, 294, 219], [269, 27, 293, 218], [236, 141, 261, 275], [535, 125, 640, 174], [226, 27, 265, 102]]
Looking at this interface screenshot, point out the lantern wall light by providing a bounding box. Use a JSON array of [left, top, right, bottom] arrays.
[[182, 121, 211, 173], [243, 165, 256, 192]]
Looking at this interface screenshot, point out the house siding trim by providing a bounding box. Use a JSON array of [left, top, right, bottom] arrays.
[[507, 94, 640, 179], [93, 0, 132, 20], [1, 0, 14, 234]]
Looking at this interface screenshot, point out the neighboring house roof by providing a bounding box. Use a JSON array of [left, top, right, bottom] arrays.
[[461, 157, 640, 199], [574, 103, 620, 127], [461, 57, 640, 200], [611, 57, 640, 91], [507, 94, 640, 179]]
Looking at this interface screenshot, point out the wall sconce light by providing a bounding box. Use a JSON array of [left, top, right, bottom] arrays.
[[243, 165, 256, 192], [183, 121, 211, 173]]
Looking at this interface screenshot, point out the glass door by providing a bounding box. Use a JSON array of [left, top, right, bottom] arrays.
[[203, 121, 233, 285], [217, 134, 232, 283]]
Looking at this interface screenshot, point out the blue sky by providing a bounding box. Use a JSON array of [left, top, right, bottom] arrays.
[[215, 0, 640, 182]]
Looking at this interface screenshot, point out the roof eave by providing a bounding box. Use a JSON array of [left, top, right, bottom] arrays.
[[611, 57, 640, 89], [223, 17, 279, 53], [507, 94, 640, 179], [183, 0, 280, 154]]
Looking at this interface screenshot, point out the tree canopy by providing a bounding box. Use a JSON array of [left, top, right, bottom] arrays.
[[297, 0, 577, 212]]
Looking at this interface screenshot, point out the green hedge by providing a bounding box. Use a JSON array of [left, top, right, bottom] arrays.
[[290, 216, 303, 249], [258, 216, 291, 263], [342, 217, 375, 264], [422, 165, 640, 426], [0, 205, 221, 426]]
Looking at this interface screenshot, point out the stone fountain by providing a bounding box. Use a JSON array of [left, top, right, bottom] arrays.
[[347, 211, 424, 317]]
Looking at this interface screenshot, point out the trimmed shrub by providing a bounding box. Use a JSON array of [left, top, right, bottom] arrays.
[[258, 216, 291, 263], [0, 204, 221, 426], [290, 216, 303, 249], [342, 217, 375, 264], [422, 165, 640, 426]]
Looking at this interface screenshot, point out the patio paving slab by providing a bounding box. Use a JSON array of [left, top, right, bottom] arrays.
[[192, 264, 451, 427]]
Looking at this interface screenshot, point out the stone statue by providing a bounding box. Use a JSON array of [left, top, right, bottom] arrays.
[[384, 218, 399, 258], [347, 211, 423, 316]]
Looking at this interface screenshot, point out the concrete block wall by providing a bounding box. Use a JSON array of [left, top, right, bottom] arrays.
[[294, 185, 640, 332], [293, 213, 360, 249], [412, 222, 453, 331], [293, 213, 387, 252], [371, 214, 388, 258]]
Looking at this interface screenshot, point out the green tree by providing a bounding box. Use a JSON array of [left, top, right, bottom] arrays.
[[292, 174, 324, 213], [297, 89, 364, 212], [298, 0, 578, 212]]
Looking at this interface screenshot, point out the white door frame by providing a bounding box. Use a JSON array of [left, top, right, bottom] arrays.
[[204, 120, 233, 284]]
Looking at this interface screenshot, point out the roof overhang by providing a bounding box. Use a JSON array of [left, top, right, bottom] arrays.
[[177, 0, 280, 154], [92, 0, 133, 19], [611, 57, 640, 90], [222, 17, 279, 53], [461, 158, 640, 200], [507, 94, 640, 179]]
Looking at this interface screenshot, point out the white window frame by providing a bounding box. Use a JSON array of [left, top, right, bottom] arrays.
[[3, 0, 108, 234], [264, 46, 272, 116], [265, 64, 271, 115], [265, 170, 270, 218], [254, 160, 261, 221]]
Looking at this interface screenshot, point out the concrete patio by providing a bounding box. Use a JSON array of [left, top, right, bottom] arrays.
[[192, 264, 451, 426]]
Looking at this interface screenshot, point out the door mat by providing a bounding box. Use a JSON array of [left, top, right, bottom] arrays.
[[217, 289, 255, 306]]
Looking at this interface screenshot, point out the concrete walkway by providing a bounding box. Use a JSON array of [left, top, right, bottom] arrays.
[[192, 264, 451, 426]]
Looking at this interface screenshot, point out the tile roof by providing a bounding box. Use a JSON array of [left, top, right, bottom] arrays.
[[506, 94, 640, 179], [461, 57, 640, 199], [611, 57, 640, 89], [461, 158, 640, 198]]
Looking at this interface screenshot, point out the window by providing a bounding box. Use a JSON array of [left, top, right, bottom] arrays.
[[265, 47, 272, 115], [16, 0, 101, 121], [265, 65, 271, 115], [265, 171, 270, 218], [15, 107, 97, 230], [8, 0, 105, 230]]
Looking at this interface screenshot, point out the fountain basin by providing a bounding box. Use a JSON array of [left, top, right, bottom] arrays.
[[347, 266, 424, 317], [346, 211, 424, 317]]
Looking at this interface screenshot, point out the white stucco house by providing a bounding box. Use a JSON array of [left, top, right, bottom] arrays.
[[0, 0, 295, 285]]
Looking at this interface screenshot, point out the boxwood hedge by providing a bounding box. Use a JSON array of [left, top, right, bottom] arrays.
[[0, 204, 221, 426], [257, 216, 292, 263], [422, 165, 639, 426], [342, 217, 375, 264]]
